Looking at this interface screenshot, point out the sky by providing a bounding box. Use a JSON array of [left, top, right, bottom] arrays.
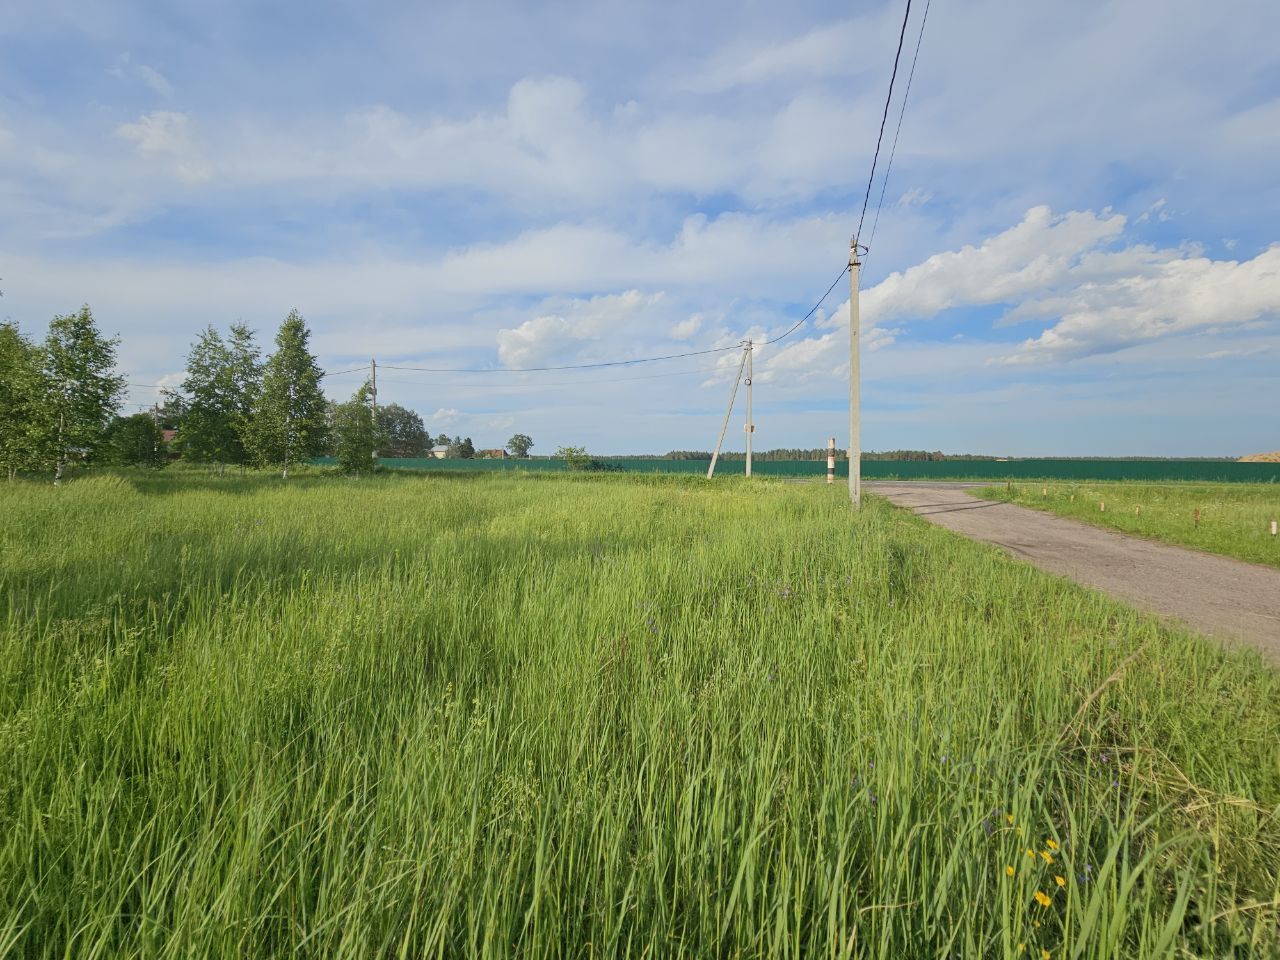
[[2, 0, 1278, 457]]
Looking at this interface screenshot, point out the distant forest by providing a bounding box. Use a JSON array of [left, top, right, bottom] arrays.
[[632, 449, 998, 462], [598, 450, 1240, 462]]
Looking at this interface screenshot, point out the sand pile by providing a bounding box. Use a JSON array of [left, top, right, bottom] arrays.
[[1239, 451, 1280, 462]]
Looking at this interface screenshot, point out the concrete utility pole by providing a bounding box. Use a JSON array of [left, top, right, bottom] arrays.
[[745, 339, 754, 477], [849, 243, 862, 507], [370, 357, 378, 463], [827, 436, 835, 484], [707, 342, 749, 479]]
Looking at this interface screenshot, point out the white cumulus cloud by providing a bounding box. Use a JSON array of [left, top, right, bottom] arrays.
[[862, 206, 1127, 325], [670, 314, 702, 340], [115, 111, 211, 183], [997, 245, 1280, 364], [496, 290, 666, 368]]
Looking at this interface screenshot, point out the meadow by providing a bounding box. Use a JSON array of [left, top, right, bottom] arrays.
[[978, 482, 1280, 569], [1, 471, 1278, 958]]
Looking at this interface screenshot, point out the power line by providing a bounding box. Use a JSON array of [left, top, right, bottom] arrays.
[[853, 0, 915, 250], [366, 366, 714, 392], [760, 265, 850, 346], [379, 343, 738, 375], [124, 248, 855, 391], [866, 0, 931, 257], [126, 366, 368, 392]]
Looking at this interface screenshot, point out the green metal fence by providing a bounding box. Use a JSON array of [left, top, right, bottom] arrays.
[[313, 457, 1280, 482]]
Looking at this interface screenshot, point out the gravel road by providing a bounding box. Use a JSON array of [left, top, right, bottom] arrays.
[[869, 482, 1280, 666]]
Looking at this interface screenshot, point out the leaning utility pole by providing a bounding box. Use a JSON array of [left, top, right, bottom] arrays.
[[848, 242, 862, 507], [370, 357, 379, 463], [744, 339, 754, 477], [707, 342, 749, 480]]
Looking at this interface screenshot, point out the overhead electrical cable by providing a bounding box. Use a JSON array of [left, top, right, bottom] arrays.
[[865, 0, 931, 257], [126, 365, 369, 392], [321, 266, 851, 381], [367, 366, 712, 391], [379, 342, 739, 375], [322, 366, 370, 378], [853, 0, 915, 250], [760, 265, 850, 347]]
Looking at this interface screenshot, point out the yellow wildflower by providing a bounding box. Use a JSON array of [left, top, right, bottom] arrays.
[[1026, 848, 1036, 858], [1040, 850, 1054, 864], [1042, 951, 1051, 960], [1007, 814, 1015, 825], [1006, 865, 1015, 877], [1046, 838, 1059, 851], [1034, 890, 1052, 907], [1054, 875, 1066, 888], [1017, 945, 1026, 954]]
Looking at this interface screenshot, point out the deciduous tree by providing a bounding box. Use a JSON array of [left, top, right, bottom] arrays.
[[556, 445, 590, 471], [227, 323, 263, 462], [333, 381, 381, 474], [245, 310, 327, 478], [0, 323, 49, 480], [101, 413, 166, 467], [448, 436, 475, 459], [42, 306, 125, 484], [506, 433, 534, 458], [178, 324, 262, 469], [376, 403, 430, 457]]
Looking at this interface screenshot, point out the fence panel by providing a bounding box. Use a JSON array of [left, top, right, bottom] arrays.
[[314, 457, 1280, 483]]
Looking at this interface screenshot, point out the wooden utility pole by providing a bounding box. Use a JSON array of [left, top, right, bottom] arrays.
[[745, 339, 754, 477], [849, 243, 862, 507], [370, 357, 378, 463]]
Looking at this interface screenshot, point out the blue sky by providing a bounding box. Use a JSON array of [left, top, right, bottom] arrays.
[[2, 0, 1278, 456]]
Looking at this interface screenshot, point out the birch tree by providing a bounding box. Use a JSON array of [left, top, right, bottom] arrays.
[[247, 310, 327, 478], [178, 327, 236, 465], [179, 323, 262, 470], [42, 306, 125, 485]]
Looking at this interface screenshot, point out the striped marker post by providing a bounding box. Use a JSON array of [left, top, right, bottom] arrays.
[[827, 437, 835, 484]]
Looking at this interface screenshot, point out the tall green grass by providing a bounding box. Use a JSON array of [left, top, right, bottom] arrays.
[[1, 472, 1277, 958], [979, 482, 1280, 569]]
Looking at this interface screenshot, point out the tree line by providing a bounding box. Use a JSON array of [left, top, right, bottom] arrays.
[[656, 449, 999, 462], [0, 306, 536, 482]]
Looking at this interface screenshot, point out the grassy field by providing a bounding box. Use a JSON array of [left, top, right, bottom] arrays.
[[2, 471, 1278, 958], [978, 482, 1280, 569]]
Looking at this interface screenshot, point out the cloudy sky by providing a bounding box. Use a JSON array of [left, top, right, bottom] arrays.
[[3, 0, 1278, 456]]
